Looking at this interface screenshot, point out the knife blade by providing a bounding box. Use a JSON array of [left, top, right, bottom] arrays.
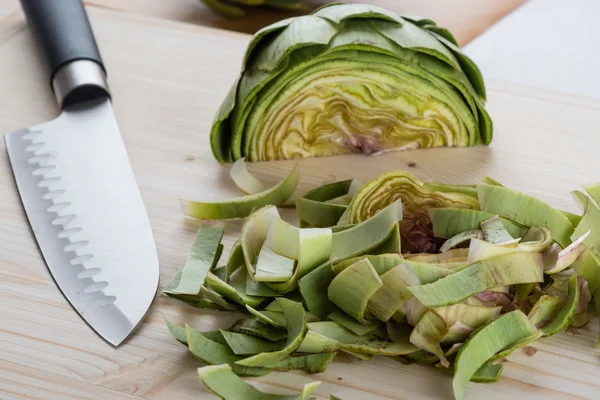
[[4, 0, 159, 346]]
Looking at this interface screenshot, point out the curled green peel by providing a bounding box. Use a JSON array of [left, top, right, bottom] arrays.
[[478, 184, 574, 248], [409, 310, 449, 367], [164, 224, 224, 295], [296, 179, 356, 227], [328, 258, 382, 324], [197, 364, 319, 400], [264, 352, 337, 374], [186, 325, 271, 377], [182, 164, 299, 220], [230, 318, 287, 342], [453, 311, 539, 400], [431, 208, 526, 239], [220, 330, 285, 355], [367, 264, 419, 322], [331, 200, 402, 259], [307, 321, 418, 356], [409, 252, 543, 307], [481, 215, 518, 244], [439, 229, 482, 252], [328, 310, 378, 336], [542, 274, 579, 336], [299, 260, 337, 319], [237, 298, 307, 366]]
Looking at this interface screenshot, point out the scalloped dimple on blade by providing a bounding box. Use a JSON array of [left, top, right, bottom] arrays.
[[4, 98, 159, 346]]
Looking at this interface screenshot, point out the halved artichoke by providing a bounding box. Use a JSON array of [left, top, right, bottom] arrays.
[[211, 3, 492, 163]]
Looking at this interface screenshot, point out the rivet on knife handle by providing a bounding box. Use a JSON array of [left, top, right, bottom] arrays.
[[20, 0, 110, 107]]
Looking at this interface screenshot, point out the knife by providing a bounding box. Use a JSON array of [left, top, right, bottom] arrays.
[[4, 0, 159, 346]]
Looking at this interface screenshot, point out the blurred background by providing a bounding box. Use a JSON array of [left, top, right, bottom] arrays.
[[1, 0, 597, 99], [76, 0, 522, 46]]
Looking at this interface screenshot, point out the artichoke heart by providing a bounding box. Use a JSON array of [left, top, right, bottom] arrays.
[[210, 3, 492, 163], [348, 170, 477, 252]]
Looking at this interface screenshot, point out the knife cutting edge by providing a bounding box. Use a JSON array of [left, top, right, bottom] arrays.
[[4, 0, 159, 346]]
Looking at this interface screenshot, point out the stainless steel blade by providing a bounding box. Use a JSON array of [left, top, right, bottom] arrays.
[[5, 98, 159, 346]]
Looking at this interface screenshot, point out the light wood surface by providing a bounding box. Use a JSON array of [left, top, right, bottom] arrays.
[[0, 0, 524, 46], [1, 7, 600, 400]]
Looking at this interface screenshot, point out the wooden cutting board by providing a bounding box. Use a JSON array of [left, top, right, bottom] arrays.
[[1, 7, 600, 400]]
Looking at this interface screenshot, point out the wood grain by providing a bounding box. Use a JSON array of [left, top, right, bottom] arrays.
[[1, 7, 599, 400]]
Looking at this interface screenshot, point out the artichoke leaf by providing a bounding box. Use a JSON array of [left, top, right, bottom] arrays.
[[403, 260, 466, 284], [164, 224, 224, 295], [306, 321, 418, 356], [571, 190, 600, 248], [431, 208, 526, 239], [245, 273, 281, 297], [225, 239, 245, 282], [435, 303, 501, 333], [527, 295, 563, 329], [452, 311, 539, 400], [405, 248, 468, 263], [348, 171, 474, 252], [422, 182, 478, 199], [245, 305, 286, 329], [327, 310, 379, 336], [197, 364, 319, 400], [478, 184, 574, 248], [313, 3, 404, 24], [230, 318, 287, 342], [186, 325, 271, 377], [263, 352, 337, 374], [297, 330, 342, 353], [542, 274, 580, 336], [404, 296, 429, 326], [467, 238, 515, 263], [409, 310, 450, 367], [488, 331, 542, 363], [409, 252, 544, 307], [331, 200, 402, 259], [370, 223, 401, 255], [299, 260, 338, 319], [266, 221, 333, 293], [230, 157, 298, 207], [333, 253, 404, 275], [200, 286, 240, 311], [442, 321, 475, 343], [164, 291, 223, 310], [582, 182, 600, 206], [296, 179, 355, 227], [254, 244, 295, 282], [206, 272, 266, 308], [518, 226, 553, 253], [327, 258, 383, 324], [437, 362, 504, 383], [182, 164, 299, 220], [220, 330, 285, 355], [439, 229, 482, 252], [480, 215, 519, 245], [573, 247, 600, 295], [237, 298, 307, 366], [366, 263, 420, 322], [241, 206, 280, 276], [544, 230, 590, 274]]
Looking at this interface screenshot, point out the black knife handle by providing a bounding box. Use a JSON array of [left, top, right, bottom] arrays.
[[20, 0, 110, 107]]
